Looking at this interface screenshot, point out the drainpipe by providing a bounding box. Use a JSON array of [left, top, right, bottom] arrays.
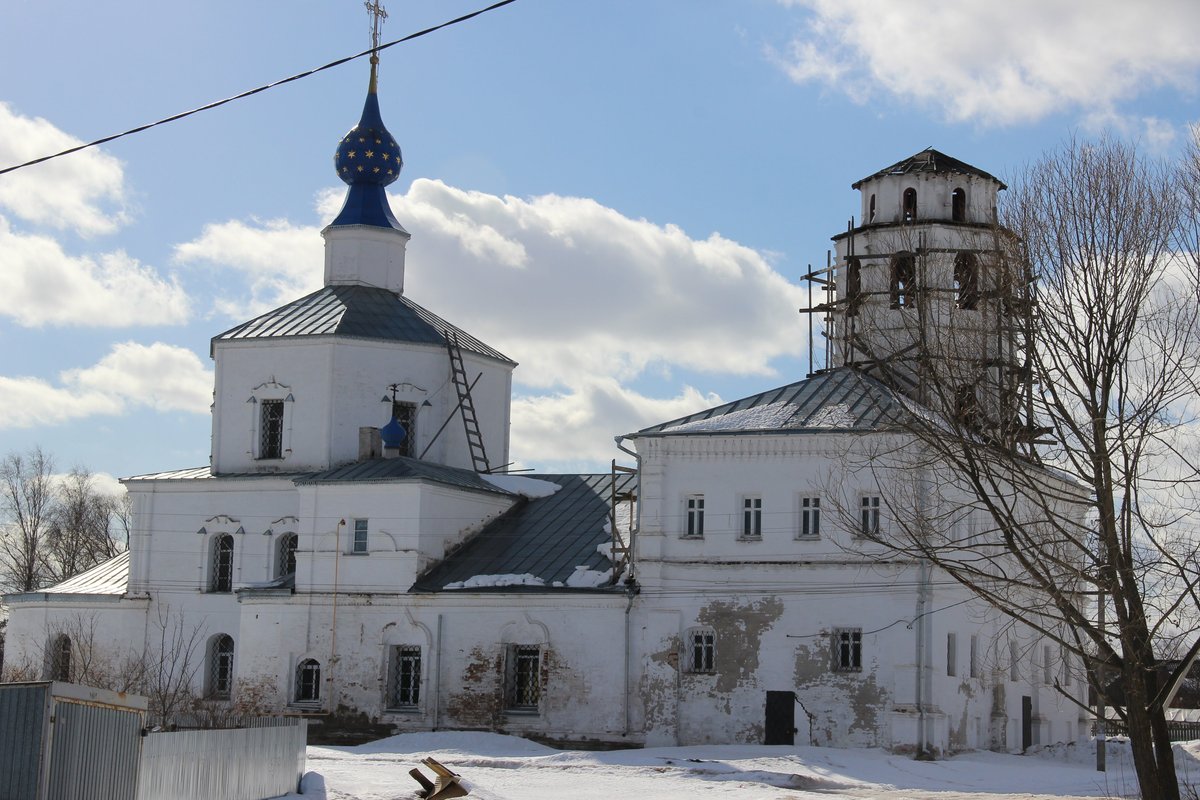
[[434, 613, 444, 731], [329, 519, 345, 712], [914, 559, 932, 757]]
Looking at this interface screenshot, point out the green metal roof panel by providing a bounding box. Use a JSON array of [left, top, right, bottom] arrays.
[[295, 456, 510, 495], [212, 284, 515, 365], [412, 473, 635, 593]]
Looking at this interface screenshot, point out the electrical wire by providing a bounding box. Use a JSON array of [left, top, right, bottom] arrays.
[[0, 0, 519, 178]]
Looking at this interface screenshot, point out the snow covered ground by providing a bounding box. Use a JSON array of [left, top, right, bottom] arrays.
[[284, 732, 1200, 800]]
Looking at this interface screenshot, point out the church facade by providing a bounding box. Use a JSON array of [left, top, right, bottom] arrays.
[[2, 62, 1088, 755]]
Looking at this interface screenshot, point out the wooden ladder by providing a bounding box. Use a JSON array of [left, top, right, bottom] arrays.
[[446, 333, 491, 473]]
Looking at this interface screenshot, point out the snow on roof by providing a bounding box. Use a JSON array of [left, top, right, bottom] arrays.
[[443, 573, 546, 590], [481, 474, 563, 498], [40, 551, 129, 595]]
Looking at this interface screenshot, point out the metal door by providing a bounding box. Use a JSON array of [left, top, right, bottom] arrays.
[[1021, 695, 1033, 752], [764, 691, 796, 745]]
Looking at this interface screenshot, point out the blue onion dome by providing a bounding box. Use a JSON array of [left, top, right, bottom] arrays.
[[380, 415, 407, 449], [330, 62, 405, 229]]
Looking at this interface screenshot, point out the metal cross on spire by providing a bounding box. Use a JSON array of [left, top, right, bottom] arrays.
[[364, 0, 388, 89]]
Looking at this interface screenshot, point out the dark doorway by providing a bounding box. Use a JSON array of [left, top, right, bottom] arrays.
[[1021, 696, 1033, 752], [765, 691, 797, 745]]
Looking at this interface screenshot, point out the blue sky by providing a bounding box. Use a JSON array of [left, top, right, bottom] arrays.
[[1, 0, 1198, 482]]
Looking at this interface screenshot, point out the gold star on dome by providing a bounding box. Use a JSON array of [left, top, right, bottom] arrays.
[[341, 166, 349, 173], [374, 138, 381, 144], [373, 166, 380, 174], [386, 168, 393, 175], [358, 137, 366, 143], [347, 150, 356, 159], [357, 165, 364, 172], [381, 152, 389, 161], [365, 150, 374, 159]]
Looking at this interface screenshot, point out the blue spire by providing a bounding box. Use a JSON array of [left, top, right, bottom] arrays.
[[331, 60, 404, 230]]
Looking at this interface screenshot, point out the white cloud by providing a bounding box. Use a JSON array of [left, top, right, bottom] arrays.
[[173, 179, 808, 467], [0, 216, 190, 327], [0, 342, 212, 430], [771, 0, 1200, 126], [0, 102, 129, 235]]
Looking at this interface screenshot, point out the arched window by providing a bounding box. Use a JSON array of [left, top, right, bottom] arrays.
[[952, 188, 966, 222], [295, 658, 321, 704], [210, 534, 234, 593], [207, 634, 235, 699], [955, 253, 979, 310], [845, 258, 863, 317], [868, 194, 876, 223], [50, 634, 71, 682], [276, 533, 298, 578], [890, 252, 917, 309], [903, 188, 917, 222]]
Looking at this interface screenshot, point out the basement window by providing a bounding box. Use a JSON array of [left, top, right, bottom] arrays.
[[505, 645, 542, 712], [687, 627, 716, 673], [833, 628, 862, 672]]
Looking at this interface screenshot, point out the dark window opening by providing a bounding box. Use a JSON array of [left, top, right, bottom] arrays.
[[50, 634, 71, 682], [260, 400, 285, 459], [391, 401, 418, 457], [506, 645, 541, 711], [210, 534, 234, 593], [952, 188, 966, 222], [742, 497, 762, 538], [388, 645, 422, 708], [868, 194, 876, 223], [208, 634, 234, 699], [903, 188, 917, 222], [689, 629, 716, 672], [686, 495, 704, 537], [846, 258, 863, 317], [295, 658, 321, 703], [834, 628, 863, 672], [955, 253, 979, 310], [890, 253, 917, 309], [276, 533, 298, 578]]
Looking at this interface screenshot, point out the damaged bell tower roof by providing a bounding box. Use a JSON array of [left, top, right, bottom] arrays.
[[852, 147, 1006, 190]]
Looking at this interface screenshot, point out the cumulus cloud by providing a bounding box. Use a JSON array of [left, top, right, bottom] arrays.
[[0, 216, 190, 327], [0, 102, 129, 235], [0, 342, 212, 430], [175, 179, 808, 468], [771, 0, 1200, 126]]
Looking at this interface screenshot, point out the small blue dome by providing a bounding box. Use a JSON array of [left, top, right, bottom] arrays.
[[381, 416, 407, 449]]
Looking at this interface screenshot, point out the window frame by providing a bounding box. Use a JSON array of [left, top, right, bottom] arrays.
[[969, 634, 979, 679], [902, 187, 917, 222], [947, 632, 958, 677], [859, 496, 881, 538], [275, 532, 298, 578], [741, 496, 762, 539], [798, 496, 821, 539], [49, 634, 72, 682], [833, 628, 863, 672], [686, 627, 716, 674], [386, 645, 422, 710], [352, 518, 369, 554], [683, 494, 705, 538], [505, 645, 542, 713], [890, 252, 917, 309], [294, 658, 322, 705], [259, 399, 286, 460], [207, 634, 235, 700], [209, 534, 235, 593], [951, 187, 966, 222]]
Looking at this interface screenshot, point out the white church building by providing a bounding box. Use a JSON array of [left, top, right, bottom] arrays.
[[3, 59, 1089, 755]]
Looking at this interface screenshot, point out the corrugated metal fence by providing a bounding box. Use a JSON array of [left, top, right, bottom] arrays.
[[136, 719, 307, 800]]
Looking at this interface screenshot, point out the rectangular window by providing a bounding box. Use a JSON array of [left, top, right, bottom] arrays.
[[352, 518, 369, 554], [1009, 641, 1019, 682], [947, 633, 958, 677], [970, 635, 979, 679], [833, 628, 862, 672], [688, 628, 716, 673], [260, 399, 285, 459], [391, 401, 418, 458], [799, 496, 821, 539], [860, 496, 880, 537], [387, 645, 421, 708], [685, 495, 705, 538], [1043, 644, 1053, 685], [742, 497, 762, 538], [506, 645, 541, 711]]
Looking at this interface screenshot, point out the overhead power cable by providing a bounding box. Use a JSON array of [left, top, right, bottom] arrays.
[[0, 0, 518, 178]]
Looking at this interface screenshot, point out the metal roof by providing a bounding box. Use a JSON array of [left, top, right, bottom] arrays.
[[296, 456, 511, 495], [124, 467, 312, 482], [411, 473, 635, 593], [211, 284, 515, 365], [852, 148, 1006, 190], [630, 367, 911, 437], [39, 551, 129, 595]]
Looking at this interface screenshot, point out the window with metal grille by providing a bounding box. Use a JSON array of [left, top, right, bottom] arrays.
[[687, 627, 716, 673], [391, 401, 418, 457], [352, 519, 368, 554], [276, 533, 298, 578], [859, 496, 880, 537], [208, 634, 234, 699], [742, 497, 762, 538], [210, 534, 234, 592], [387, 645, 421, 708], [834, 628, 862, 672], [685, 495, 704, 538], [890, 253, 917, 309], [50, 634, 71, 682], [260, 399, 285, 459], [506, 645, 541, 711], [295, 658, 321, 703], [799, 496, 821, 539]]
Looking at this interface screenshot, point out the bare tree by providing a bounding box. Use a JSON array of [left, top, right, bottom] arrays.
[[833, 136, 1200, 799], [0, 447, 56, 592], [44, 468, 124, 585], [141, 604, 206, 727]]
